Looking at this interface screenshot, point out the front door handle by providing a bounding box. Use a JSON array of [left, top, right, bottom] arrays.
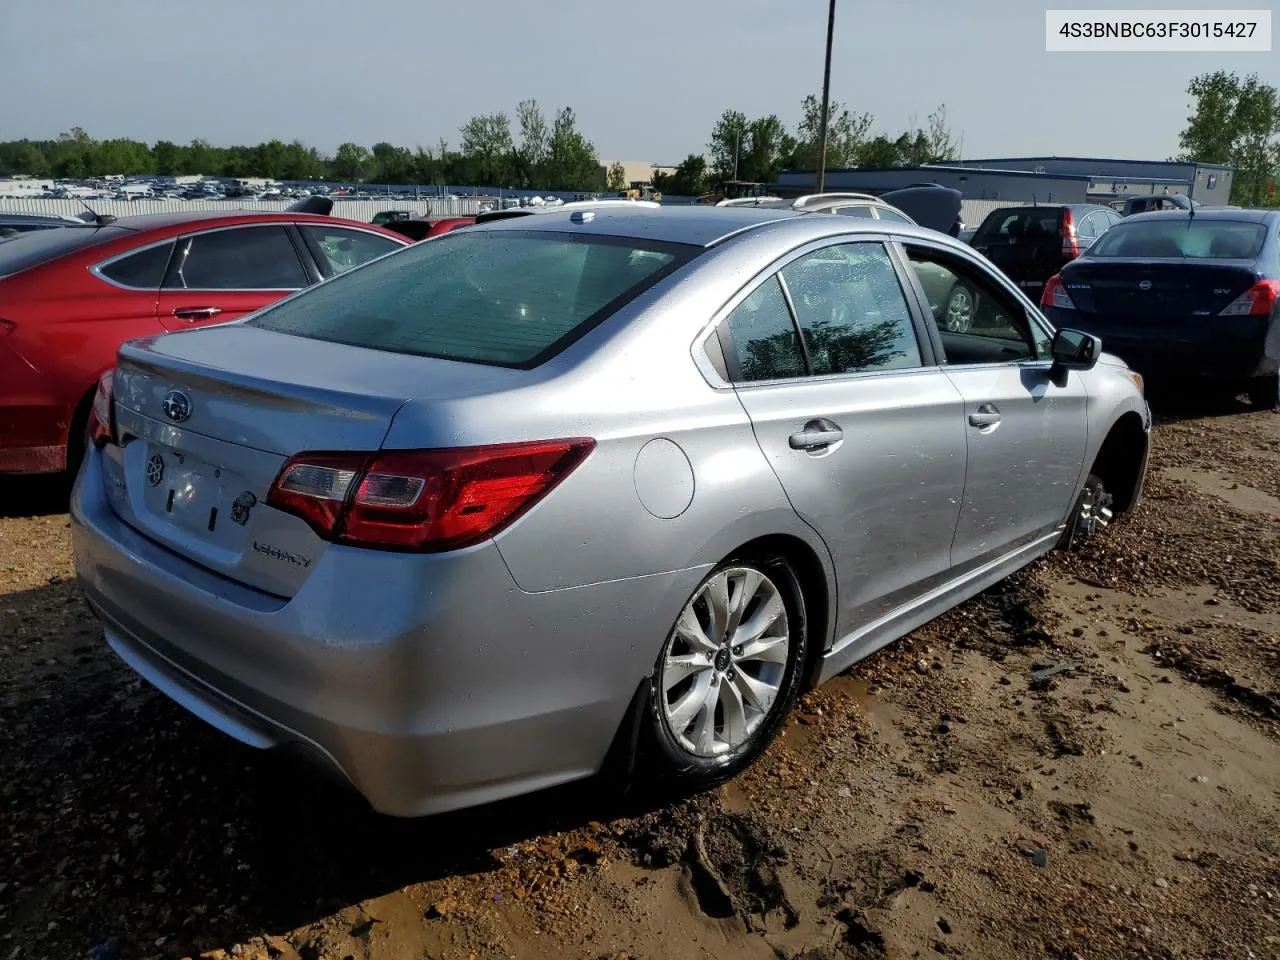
[[788, 418, 844, 451], [172, 306, 223, 321], [968, 403, 1002, 428]]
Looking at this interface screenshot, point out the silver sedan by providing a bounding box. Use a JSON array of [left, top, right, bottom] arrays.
[[71, 206, 1150, 816]]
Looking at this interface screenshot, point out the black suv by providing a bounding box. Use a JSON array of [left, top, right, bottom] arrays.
[[971, 203, 1121, 294]]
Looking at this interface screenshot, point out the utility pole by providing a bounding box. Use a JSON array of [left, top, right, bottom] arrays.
[[734, 127, 742, 181], [815, 0, 837, 194]]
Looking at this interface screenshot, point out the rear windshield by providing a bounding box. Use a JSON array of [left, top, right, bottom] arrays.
[[974, 208, 1064, 242], [249, 230, 695, 368], [1088, 219, 1267, 259], [0, 224, 132, 279]]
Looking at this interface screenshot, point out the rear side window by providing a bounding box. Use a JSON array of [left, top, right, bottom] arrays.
[[249, 230, 693, 368], [875, 208, 912, 224], [97, 242, 174, 288], [1089, 219, 1267, 259], [0, 225, 131, 279], [168, 226, 308, 290], [301, 226, 401, 277], [974, 208, 1064, 242], [835, 205, 877, 218], [780, 243, 922, 375], [723, 277, 806, 382]]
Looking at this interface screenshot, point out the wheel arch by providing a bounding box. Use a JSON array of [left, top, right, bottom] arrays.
[[722, 533, 834, 691], [1091, 410, 1148, 514]]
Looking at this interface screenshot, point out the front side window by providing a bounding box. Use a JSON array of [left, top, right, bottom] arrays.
[[168, 226, 308, 290], [302, 226, 402, 277], [780, 242, 922, 375], [722, 277, 806, 382], [904, 247, 1050, 364], [250, 230, 692, 368]]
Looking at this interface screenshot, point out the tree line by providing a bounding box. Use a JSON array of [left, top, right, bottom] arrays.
[[652, 98, 960, 197], [1177, 70, 1280, 206], [0, 100, 608, 191]]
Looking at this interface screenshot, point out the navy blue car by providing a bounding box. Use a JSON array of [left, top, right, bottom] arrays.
[[1041, 209, 1280, 408]]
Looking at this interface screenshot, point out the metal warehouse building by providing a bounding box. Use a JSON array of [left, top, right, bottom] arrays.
[[776, 156, 1234, 208]]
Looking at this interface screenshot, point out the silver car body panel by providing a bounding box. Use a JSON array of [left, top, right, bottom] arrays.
[[72, 206, 1150, 815]]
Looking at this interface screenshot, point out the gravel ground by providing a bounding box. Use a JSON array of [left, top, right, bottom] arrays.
[[1, 405, 1277, 960]]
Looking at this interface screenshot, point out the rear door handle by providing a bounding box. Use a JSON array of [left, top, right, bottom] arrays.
[[172, 306, 223, 321], [788, 419, 844, 451], [968, 403, 1002, 428]]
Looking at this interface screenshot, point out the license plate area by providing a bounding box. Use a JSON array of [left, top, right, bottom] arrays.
[[141, 444, 252, 545]]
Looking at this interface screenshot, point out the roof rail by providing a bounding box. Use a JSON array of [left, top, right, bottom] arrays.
[[714, 196, 784, 207], [791, 192, 881, 209]]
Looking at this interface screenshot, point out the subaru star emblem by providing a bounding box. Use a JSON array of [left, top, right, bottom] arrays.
[[145, 454, 164, 487], [161, 389, 191, 422], [1138, 280, 1152, 291]]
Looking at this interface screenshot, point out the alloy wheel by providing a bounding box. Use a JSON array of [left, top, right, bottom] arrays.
[[658, 566, 792, 759]]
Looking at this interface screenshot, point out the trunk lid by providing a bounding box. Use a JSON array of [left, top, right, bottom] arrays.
[[1060, 259, 1258, 324], [106, 324, 520, 597]]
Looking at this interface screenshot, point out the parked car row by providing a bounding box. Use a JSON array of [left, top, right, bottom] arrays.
[[948, 201, 1279, 408], [40, 201, 1151, 816], [0, 208, 407, 474]]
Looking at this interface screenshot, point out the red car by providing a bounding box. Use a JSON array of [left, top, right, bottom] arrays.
[[0, 210, 408, 475], [380, 216, 476, 242]]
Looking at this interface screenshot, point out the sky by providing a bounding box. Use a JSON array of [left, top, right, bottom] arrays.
[[1, 0, 1277, 165]]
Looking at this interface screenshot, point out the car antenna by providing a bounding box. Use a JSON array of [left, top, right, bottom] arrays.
[[77, 199, 116, 228]]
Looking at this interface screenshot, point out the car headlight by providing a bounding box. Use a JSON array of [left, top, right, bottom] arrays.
[[1128, 370, 1144, 393]]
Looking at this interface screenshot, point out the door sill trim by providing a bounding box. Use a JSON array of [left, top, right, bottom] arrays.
[[818, 530, 1061, 683]]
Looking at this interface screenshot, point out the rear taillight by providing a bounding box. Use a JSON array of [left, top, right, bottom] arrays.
[[1218, 279, 1280, 317], [267, 439, 595, 552], [1061, 209, 1079, 258], [88, 372, 115, 448], [1041, 274, 1076, 310]]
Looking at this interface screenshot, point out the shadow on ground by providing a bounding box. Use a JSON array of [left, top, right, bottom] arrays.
[[0, 579, 664, 957], [0, 472, 73, 519]]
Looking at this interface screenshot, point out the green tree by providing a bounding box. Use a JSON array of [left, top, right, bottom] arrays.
[[855, 136, 904, 168], [1179, 70, 1280, 206], [0, 140, 50, 176], [653, 154, 708, 197], [606, 161, 628, 191], [371, 141, 414, 183], [152, 140, 181, 175], [332, 142, 372, 181], [708, 109, 750, 183], [252, 139, 288, 179], [459, 112, 513, 185], [513, 99, 550, 188], [281, 140, 325, 180], [543, 107, 601, 191], [792, 94, 872, 169]]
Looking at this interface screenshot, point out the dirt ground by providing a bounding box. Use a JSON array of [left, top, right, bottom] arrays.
[[1, 404, 1277, 960]]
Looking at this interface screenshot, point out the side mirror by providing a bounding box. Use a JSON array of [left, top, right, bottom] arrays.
[[1050, 328, 1102, 372]]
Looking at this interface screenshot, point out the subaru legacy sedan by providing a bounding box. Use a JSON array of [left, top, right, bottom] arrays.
[[72, 207, 1150, 816]]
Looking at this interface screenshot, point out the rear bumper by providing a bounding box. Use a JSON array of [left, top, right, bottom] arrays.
[[71, 449, 704, 816], [1044, 309, 1276, 383]]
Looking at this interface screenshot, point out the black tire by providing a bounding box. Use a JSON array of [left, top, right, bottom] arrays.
[[644, 555, 807, 789], [1247, 374, 1279, 411], [1058, 472, 1109, 550]]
